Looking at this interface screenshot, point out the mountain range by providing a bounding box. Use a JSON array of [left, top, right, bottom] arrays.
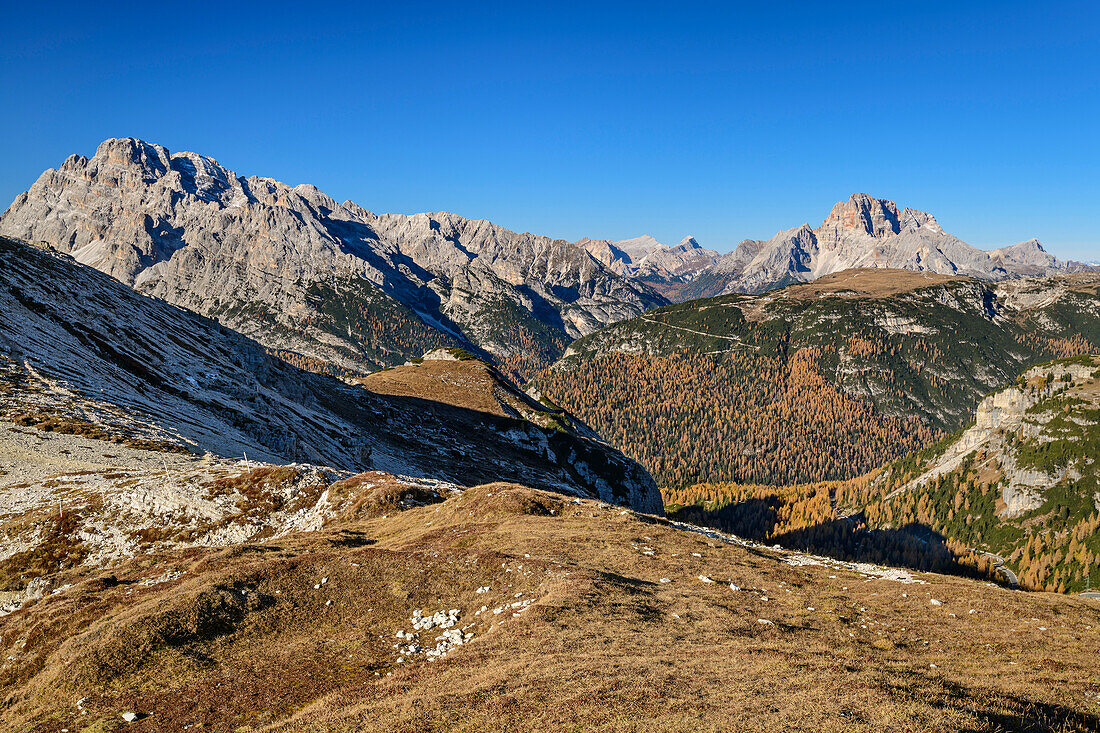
[[2, 139, 1094, 382], [0, 138, 665, 379], [2, 139, 1100, 731], [582, 193, 1096, 301]]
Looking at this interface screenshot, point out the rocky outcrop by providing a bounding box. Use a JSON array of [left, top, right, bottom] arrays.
[[0, 138, 665, 375], [902, 357, 1100, 518]]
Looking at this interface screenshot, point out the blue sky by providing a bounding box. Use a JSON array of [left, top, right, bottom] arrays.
[[3, 1, 1098, 259]]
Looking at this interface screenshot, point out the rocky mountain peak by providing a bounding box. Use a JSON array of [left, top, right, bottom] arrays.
[[899, 207, 942, 233], [170, 151, 243, 204], [990, 238, 1058, 269], [58, 153, 90, 172], [289, 182, 341, 213], [820, 193, 902, 240], [698, 193, 1090, 299], [613, 235, 664, 258], [94, 137, 172, 180], [674, 236, 701, 252], [1012, 238, 1046, 253]]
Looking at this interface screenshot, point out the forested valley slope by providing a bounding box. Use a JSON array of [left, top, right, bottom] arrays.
[[537, 270, 1100, 591]]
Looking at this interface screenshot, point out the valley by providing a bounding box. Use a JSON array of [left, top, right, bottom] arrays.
[[538, 269, 1100, 486], [538, 272, 1100, 598]]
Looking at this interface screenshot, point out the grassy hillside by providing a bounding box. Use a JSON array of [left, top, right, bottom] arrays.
[[2, 477, 1098, 731]]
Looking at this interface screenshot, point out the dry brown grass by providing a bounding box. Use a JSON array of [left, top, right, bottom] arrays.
[[0, 507, 87, 591], [358, 359, 515, 416], [778, 269, 965, 300], [356, 359, 558, 427], [6, 410, 190, 454], [330, 471, 448, 520], [1, 482, 1097, 732]]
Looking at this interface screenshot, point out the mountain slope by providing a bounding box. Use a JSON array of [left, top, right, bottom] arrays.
[[0, 235, 661, 512], [0, 138, 666, 379], [854, 355, 1100, 593], [536, 269, 1100, 488], [664, 355, 1100, 596], [0, 237, 373, 469]]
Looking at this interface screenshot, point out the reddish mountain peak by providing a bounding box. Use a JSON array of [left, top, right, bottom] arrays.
[[821, 193, 901, 238]]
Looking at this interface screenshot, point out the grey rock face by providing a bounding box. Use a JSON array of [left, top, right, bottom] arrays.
[[902, 357, 1100, 519], [0, 235, 375, 469], [1, 138, 665, 376]]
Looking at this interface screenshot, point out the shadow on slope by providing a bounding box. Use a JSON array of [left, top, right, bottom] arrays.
[[887, 672, 1100, 733], [362, 390, 660, 514], [668, 500, 993, 579]]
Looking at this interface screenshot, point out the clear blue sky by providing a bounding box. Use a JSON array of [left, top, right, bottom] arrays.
[[3, 1, 1098, 259]]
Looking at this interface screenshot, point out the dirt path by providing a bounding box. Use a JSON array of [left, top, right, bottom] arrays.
[[639, 316, 759, 350]]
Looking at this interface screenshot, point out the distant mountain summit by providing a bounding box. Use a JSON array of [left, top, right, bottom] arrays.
[[0, 138, 665, 379], [700, 193, 1095, 297], [573, 234, 721, 302], [988, 238, 1060, 273], [574, 234, 719, 279], [573, 193, 1093, 302]]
